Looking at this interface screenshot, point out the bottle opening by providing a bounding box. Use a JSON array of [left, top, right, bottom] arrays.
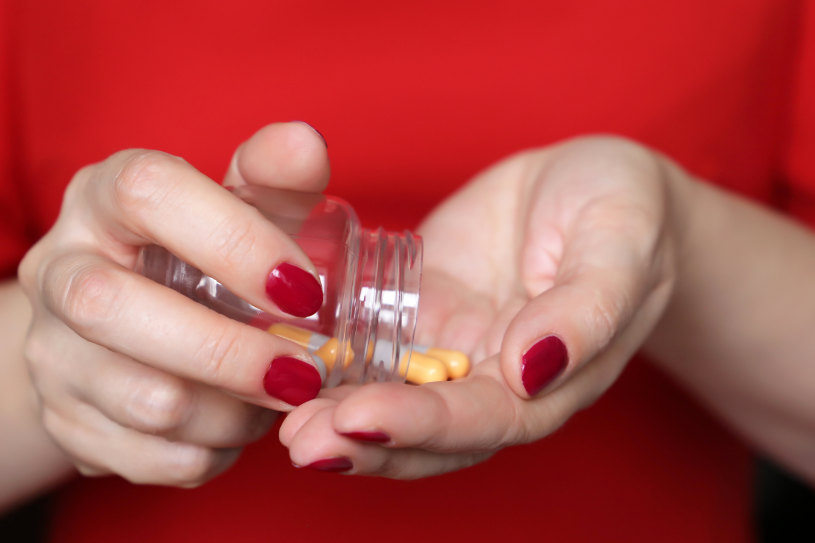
[[334, 228, 422, 386]]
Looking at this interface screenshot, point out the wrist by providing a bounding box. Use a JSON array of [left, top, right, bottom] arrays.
[[643, 156, 706, 368]]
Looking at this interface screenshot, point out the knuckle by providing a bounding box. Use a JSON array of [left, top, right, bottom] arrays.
[[585, 302, 617, 349], [76, 463, 108, 478], [22, 328, 54, 381], [500, 383, 540, 445], [39, 409, 84, 463], [17, 247, 41, 295], [206, 214, 262, 270], [572, 134, 652, 163], [584, 288, 632, 349], [64, 164, 97, 207], [165, 445, 223, 486], [39, 406, 59, 434], [48, 260, 124, 332], [111, 150, 180, 213], [193, 325, 246, 384], [124, 379, 193, 434]]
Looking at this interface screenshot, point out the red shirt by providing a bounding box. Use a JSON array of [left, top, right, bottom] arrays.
[[2, 1, 814, 541]]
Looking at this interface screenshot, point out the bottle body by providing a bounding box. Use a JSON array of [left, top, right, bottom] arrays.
[[139, 186, 422, 386]]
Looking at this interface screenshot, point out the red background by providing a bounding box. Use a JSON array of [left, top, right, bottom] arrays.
[[2, 1, 814, 541]]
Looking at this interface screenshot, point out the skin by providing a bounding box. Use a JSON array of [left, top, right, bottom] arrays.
[[3, 122, 330, 509], [282, 137, 815, 484], [282, 137, 681, 476], [2, 123, 814, 511]]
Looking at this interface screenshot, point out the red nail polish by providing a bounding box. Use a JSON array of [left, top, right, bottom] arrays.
[[265, 262, 323, 317], [263, 357, 321, 406], [521, 336, 568, 396], [291, 120, 327, 148], [303, 457, 353, 472], [341, 431, 391, 443]]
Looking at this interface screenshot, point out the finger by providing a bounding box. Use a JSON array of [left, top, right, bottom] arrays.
[[39, 251, 323, 408], [223, 122, 330, 191], [28, 314, 277, 447], [278, 386, 361, 446], [70, 344, 277, 447], [41, 403, 241, 487], [284, 401, 491, 478], [501, 211, 658, 399], [78, 148, 323, 319], [499, 139, 670, 399], [279, 397, 337, 447], [291, 356, 614, 457], [327, 360, 528, 451]]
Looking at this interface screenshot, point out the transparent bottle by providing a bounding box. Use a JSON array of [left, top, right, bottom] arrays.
[[139, 185, 422, 387]]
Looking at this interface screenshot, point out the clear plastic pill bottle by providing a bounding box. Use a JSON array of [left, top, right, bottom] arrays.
[[139, 185, 422, 387]]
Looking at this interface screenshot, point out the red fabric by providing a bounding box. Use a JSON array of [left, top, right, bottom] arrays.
[[0, 1, 33, 277], [782, 1, 815, 226], [2, 0, 813, 541]]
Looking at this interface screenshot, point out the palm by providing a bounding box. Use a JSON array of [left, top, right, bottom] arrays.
[[281, 138, 677, 480], [415, 155, 540, 363]]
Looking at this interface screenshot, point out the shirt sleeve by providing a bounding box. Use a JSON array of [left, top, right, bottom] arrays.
[[780, 0, 815, 229], [0, 2, 35, 279]]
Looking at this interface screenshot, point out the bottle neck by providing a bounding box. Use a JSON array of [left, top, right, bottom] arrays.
[[339, 227, 422, 385]]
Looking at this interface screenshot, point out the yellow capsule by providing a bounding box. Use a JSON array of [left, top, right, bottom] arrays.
[[267, 323, 354, 371], [267, 323, 453, 385], [364, 340, 448, 384], [314, 338, 353, 370], [399, 352, 449, 384], [416, 346, 470, 379], [267, 322, 311, 345]]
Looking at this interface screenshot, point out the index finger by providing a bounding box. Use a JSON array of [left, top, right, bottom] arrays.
[[40, 250, 323, 409], [322, 360, 538, 451], [83, 149, 323, 318], [284, 356, 581, 454]]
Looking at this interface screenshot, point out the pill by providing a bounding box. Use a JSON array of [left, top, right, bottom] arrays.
[[266, 323, 456, 385], [267, 323, 354, 372], [311, 354, 328, 382], [365, 340, 449, 384], [401, 352, 449, 384], [413, 345, 471, 379]]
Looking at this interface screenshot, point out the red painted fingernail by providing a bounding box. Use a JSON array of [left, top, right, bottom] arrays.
[[263, 356, 321, 406], [265, 262, 323, 317], [291, 120, 327, 148], [303, 457, 353, 472], [341, 431, 391, 443], [521, 336, 568, 396]]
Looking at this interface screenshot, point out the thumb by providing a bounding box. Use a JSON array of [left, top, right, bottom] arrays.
[[223, 121, 330, 192], [500, 137, 672, 399], [501, 200, 664, 400]]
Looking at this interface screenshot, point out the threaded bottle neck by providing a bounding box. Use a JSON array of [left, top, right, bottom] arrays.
[[334, 227, 422, 385]]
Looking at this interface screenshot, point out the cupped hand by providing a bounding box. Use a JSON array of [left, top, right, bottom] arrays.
[[18, 122, 331, 486], [280, 136, 688, 477]]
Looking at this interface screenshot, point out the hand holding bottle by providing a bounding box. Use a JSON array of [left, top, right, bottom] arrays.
[[17, 122, 330, 486]]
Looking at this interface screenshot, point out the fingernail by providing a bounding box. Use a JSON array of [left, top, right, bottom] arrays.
[[341, 431, 391, 443], [291, 120, 327, 148], [265, 262, 323, 317], [303, 457, 353, 472], [263, 356, 321, 406], [521, 336, 568, 396]]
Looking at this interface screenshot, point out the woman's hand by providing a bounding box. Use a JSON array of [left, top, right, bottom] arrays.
[[280, 136, 688, 477], [18, 122, 331, 486]]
